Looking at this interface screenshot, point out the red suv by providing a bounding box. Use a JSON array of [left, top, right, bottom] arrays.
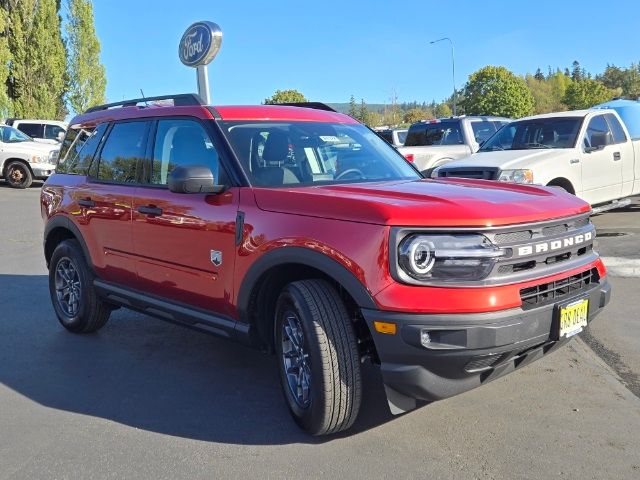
[[41, 94, 611, 435]]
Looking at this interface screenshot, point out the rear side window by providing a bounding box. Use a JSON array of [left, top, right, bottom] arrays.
[[377, 130, 393, 144], [96, 121, 148, 183], [16, 123, 44, 138], [404, 122, 463, 147], [151, 119, 222, 186], [605, 113, 627, 144], [57, 123, 107, 175]]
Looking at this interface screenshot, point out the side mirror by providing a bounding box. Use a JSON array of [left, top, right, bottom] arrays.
[[57, 131, 65, 143], [585, 132, 611, 153], [168, 165, 226, 194]]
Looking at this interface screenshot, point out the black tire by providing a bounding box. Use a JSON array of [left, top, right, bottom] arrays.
[[49, 239, 111, 333], [5, 161, 33, 189], [275, 279, 362, 435]]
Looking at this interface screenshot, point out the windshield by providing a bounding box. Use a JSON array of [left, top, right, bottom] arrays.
[[221, 121, 420, 187], [480, 117, 583, 151], [0, 126, 32, 143]]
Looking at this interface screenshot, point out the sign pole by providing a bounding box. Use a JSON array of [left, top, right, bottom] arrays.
[[179, 21, 222, 105], [196, 65, 211, 104]]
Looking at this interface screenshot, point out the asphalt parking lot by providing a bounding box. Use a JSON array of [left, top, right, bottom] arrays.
[[0, 182, 639, 480]]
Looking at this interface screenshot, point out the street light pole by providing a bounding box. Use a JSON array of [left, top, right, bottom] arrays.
[[430, 37, 456, 116]]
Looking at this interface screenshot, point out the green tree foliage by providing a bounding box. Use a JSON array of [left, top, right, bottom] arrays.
[[434, 102, 452, 118], [598, 63, 640, 99], [6, 0, 67, 118], [66, 0, 107, 114], [563, 78, 615, 109], [461, 66, 534, 118], [525, 71, 572, 114], [264, 89, 307, 104], [0, 3, 11, 117], [403, 107, 429, 124]]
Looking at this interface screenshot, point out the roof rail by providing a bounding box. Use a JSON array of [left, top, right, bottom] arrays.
[[84, 93, 205, 114], [277, 102, 337, 112]]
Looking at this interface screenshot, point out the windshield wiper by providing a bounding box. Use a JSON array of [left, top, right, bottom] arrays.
[[522, 142, 551, 149]]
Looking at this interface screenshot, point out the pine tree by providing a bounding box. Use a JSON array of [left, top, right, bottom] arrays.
[[358, 99, 369, 124], [347, 94, 357, 118], [534, 68, 545, 81], [66, 0, 106, 114]]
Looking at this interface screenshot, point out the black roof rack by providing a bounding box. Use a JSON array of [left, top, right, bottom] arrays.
[[84, 93, 205, 114], [277, 102, 337, 112]]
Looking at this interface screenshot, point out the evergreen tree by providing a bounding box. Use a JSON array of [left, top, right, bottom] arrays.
[[347, 94, 357, 117], [571, 60, 583, 82], [357, 99, 369, 124], [7, 0, 66, 118], [0, 2, 11, 116], [66, 0, 107, 114], [534, 68, 545, 81]]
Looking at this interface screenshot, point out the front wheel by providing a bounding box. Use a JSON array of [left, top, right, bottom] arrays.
[[275, 279, 362, 435], [5, 161, 33, 188]]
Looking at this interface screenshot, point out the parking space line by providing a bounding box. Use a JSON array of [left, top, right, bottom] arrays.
[[601, 257, 640, 278]]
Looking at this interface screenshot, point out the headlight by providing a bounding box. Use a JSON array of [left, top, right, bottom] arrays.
[[498, 169, 534, 184], [397, 234, 505, 283], [49, 150, 59, 162], [30, 154, 45, 164]]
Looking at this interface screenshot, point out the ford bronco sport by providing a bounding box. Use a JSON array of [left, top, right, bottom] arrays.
[[41, 94, 611, 436]]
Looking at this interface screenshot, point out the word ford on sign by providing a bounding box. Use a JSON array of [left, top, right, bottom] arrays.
[[178, 21, 221, 67], [182, 31, 205, 63]]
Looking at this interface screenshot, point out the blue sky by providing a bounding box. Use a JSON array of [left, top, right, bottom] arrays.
[[94, 0, 640, 106]]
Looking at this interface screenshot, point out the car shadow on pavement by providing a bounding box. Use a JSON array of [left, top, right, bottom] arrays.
[[0, 274, 398, 444]]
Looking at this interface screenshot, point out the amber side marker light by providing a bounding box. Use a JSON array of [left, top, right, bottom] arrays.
[[374, 321, 397, 335]]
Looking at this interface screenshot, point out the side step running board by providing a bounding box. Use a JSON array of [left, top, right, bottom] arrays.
[[592, 197, 632, 215]]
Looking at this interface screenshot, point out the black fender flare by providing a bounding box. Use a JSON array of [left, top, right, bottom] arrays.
[[236, 246, 378, 323], [43, 215, 94, 270]]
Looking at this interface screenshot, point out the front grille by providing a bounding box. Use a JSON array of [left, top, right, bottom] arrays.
[[494, 230, 532, 244], [519, 268, 599, 310], [440, 168, 498, 180]]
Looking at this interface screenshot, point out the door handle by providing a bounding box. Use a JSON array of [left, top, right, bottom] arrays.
[[137, 205, 163, 216], [613, 152, 621, 161], [78, 198, 96, 208], [570, 158, 580, 164]]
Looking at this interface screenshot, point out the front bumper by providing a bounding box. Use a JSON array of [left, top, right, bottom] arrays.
[[362, 279, 611, 413], [31, 163, 56, 179]]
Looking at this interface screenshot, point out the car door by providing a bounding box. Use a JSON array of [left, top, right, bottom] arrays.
[[580, 114, 622, 204], [74, 120, 149, 286], [604, 113, 635, 197], [132, 117, 239, 318]]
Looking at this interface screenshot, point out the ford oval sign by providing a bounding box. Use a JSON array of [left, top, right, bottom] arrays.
[[179, 21, 222, 67]]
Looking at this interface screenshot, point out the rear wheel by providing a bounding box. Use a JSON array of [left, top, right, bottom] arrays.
[[275, 279, 362, 435], [49, 239, 111, 333], [5, 161, 33, 189]]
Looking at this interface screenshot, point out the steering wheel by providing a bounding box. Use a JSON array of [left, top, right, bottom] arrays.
[[335, 168, 364, 181]]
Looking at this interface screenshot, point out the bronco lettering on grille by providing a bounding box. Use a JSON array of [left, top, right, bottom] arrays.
[[516, 231, 593, 256]]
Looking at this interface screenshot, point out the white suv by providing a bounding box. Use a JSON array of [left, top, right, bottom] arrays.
[[5, 119, 67, 144], [0, 125, 59, 188]]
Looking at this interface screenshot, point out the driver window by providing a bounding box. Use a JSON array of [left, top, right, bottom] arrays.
[[584, 115, 612, 149], [151, 119, 221, 186]]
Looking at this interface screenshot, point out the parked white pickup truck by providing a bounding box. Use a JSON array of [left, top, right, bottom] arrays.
[[0, 125, 59, 188], [398, 116, 510, 175], [435, 109, 640, 209]]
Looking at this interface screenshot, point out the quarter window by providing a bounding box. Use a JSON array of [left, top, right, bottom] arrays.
[[96, 121, 148, 183], [151, 119, 221, 186], [604, 114, 627, 144], [57, 124, 107, 175]]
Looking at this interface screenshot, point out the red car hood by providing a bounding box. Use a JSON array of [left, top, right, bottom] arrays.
[[252, 179, 591, 227]]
